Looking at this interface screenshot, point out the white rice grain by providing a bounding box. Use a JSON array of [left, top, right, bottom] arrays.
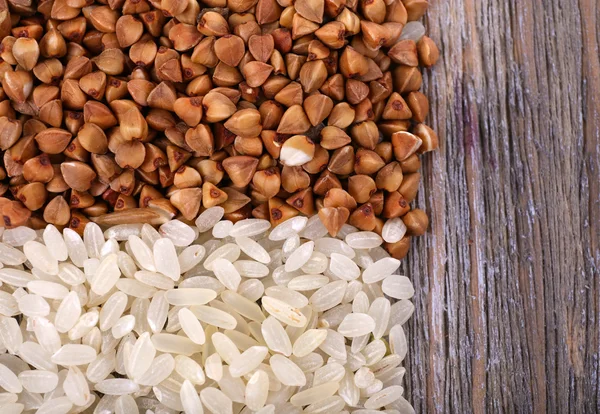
[[268, 216, 308, 241], [300, 215, 328, 240], [337, 313, 376, 337], [0, 363, 22, 393], [141, 223, 161, 247], [153, 238, 180, 281], [204, 353, 223, 381], [95, 379, 140, 395], [289, 381, 339, 407], [292, 329, 328, 358], [228, 346, 269, 377], [115, 395, 138, 414], [382, 275, 415, 299], [180, 380, 203, 414], [245, 370, 269, 411], [329, 253, 360, 280], [303, 395, 345, 413], [135, 354, 174, 386], [195, 207, 225, 232], [362, 257, 400, 284], [212, 220, 233, 238], [90, 254, 121, 296], [314, 238, 355, 258], [200, 387, 232, 414], [310, 280, 347, 312], [203, 244, 241, 271], [18, 294, 49, 317], [265, 286, 309, 309], [178, 308, 206, 345], [284, 241, 314, 272], [83, 223, 104, 259], [85, 351, 116, 383], [36, 396, 73, 414], [63, 228, 88, 267], [0, 268, 34, 287], [27, 280, 69, 300], [0, 242, 27, 265], [363, 385, 403, 409], [56, 264, 84, 287], [262, 296, 307, 327], [287, 275, 329, 291], [319, 330, 347, 361], [261, 316, 292, 356], [116, 279, 156, 298], [190, 305, 237, 330], [63, 366, 90, 406], [313, 363, 345, 386], [178, 245, 206, 273], [221, 290, 265, 322], [235, 236, 271, 264], [211, 258, 242, 291], [368, 297, 391, 339], [301, 251, 329, 274], [229, 219, 271, 237], [159, 220, 196, 246], [269, 354, 306, 386], [362, 339, 387, 366], [0, 292, 18, 317], [17, 341, 55, 372], [165, 288, 217, 306], [3, 226, 36, 246], [51, 344, 96, 366], [175, 355, 205, 385], [127, 235, 155, 272], [381, 218, 407, 244], [234, 260, 269, 278], [18, 369, 59, 393], [389, 324, 408, 361], [151, 333, 202, 356], [24, 241, 58, 275], [103, 224, 142, 241], [33, 317, 62, 354], [345, 232, 383, 249], [111, 315, 136, 339], [128, 332, 156, 379], [134, 270, 174, 290], [147, 291, 169, 333]]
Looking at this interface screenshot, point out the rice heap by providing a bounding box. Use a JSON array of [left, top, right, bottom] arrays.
[[0, 207, 414, 414]]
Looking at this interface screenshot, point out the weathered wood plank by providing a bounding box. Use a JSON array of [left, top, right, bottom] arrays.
[[403, 0, 600, 412]]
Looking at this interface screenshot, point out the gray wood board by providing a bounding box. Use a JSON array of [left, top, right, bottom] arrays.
[[403, 0, 600, 412]]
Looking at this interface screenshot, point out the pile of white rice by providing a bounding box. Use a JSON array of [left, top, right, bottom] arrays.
[[0, 207, 415, 414]]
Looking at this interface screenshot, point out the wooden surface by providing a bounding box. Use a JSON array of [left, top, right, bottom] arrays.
[[402, 0, 600, 412]]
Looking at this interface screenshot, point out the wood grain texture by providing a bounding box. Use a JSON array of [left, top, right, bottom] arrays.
[[401, 0, 600, 412]]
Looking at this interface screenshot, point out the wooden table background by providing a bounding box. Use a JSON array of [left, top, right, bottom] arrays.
[[402, 0, 600, 412]]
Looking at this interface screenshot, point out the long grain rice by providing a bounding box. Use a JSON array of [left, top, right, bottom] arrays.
[[159, 220, 196, 246], [3, 227, 36, 246], [18, 369, 59, 393], [212, 219, 233, 238], [200, 387, 233, 414], [228, 346, 269, 377], [175, 355, 206, 385], [0, 219, 416, 413], [178, 308, 206, 345], [63, 366, 90, 406], [270, 354, 306, 386], [0, 242, 27, 265], [135, 354, 174, 386], [153, 238, 180, 281], [180, 379, 203, 414]]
